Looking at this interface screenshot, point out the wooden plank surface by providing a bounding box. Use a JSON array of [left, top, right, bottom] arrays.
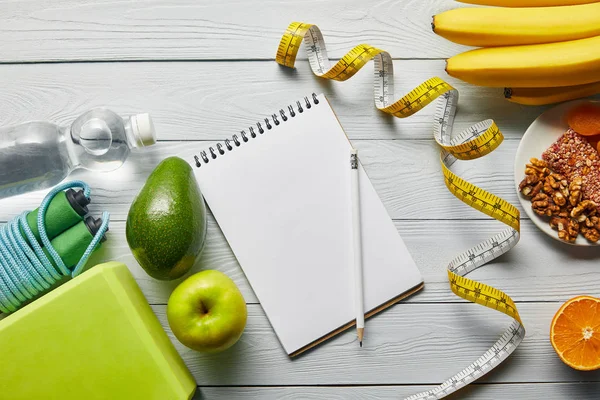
[[150, 303, 600, 385], [0, 0, 472, 63], [0, 61, 550, 141], [196, 383, 600, 400], [2, 0, 600, 398]]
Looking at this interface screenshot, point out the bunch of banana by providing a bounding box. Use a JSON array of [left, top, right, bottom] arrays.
[[433, 0, 600, 105]]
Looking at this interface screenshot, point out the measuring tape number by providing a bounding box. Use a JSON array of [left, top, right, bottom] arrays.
[[276, 22, 525, 400]]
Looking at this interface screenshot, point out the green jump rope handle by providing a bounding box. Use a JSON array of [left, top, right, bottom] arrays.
[[42, 216, 107, 269], [23, 189, 90, 243]]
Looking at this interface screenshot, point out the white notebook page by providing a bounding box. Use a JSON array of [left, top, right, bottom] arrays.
[[193, 94, 423, 355]]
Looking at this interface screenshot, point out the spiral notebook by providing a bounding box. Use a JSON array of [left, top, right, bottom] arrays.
[[192, 93, 423, 356]]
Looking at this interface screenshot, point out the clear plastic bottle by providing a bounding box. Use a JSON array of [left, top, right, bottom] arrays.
[[0, 109, 156, 199]]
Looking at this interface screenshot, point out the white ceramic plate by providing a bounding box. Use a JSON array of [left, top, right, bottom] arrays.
[[514, 99, 600, 246]]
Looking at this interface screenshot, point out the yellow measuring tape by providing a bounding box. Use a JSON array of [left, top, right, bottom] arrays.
[[277, 22, 524, 399]]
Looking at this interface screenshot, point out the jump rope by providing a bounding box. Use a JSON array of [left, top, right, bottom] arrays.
[[0, 181, 109, 313]]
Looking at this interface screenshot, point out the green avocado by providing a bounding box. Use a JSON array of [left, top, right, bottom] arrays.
[[126, 156, 207, 280]]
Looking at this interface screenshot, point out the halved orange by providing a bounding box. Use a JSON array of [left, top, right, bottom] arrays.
[[550, 296, 600, 371]]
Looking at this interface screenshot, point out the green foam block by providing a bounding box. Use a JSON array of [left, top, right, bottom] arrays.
[[0, 262, 196, 400]]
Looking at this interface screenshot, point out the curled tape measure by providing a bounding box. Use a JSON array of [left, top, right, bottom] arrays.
[[277, 22, 525, 399]]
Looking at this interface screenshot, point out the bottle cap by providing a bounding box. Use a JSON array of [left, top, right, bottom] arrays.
[[130, 113, 157, 148]]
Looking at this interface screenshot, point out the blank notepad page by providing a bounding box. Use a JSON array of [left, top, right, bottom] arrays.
[[193, 94, 423, 356]]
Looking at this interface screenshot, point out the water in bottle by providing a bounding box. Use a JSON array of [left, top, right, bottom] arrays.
[[0, 109, 156, 199]]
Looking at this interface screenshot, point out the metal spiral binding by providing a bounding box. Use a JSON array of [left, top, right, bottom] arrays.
[[194, 93, 319, 167]]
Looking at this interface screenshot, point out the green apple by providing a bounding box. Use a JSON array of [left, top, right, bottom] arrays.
[[167, 270, 247, 353]]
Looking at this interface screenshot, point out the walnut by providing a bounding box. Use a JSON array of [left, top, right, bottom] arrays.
[[552, 191, 567, 207], [525, 166, 548, 177], [543, 173, 567, 193], [584, 215, 600, 230], [531, 193, 560, 216], [558, 208, 571, 218], [520, 179, 543, 198], [534, 172, 570, 207], [520, 173, 540, 186], [520, 161, 551, 199], [560, 185, 570, 199], [519, 175, 533, 191], [526, 158, 549, 175], [530, 158, 548, 168], [570, 200, 597, 222], [582, 227, 600, 243], [549, 216, 564, 230], [550, 217, 579, 243], [519, 181, 531, 197], [566, 219, 580, 242], [530, 182, 543, 197], [569, 177, 583, 206], [568, 218, 579, 236]]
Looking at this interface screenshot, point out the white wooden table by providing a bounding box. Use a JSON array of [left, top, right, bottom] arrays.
[[1, 0, 599, 398]]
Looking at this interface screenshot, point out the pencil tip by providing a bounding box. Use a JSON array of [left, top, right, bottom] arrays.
[[359, 341, 362, 347]]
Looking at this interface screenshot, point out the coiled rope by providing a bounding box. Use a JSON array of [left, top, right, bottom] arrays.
[[0, 181, 109, 313]]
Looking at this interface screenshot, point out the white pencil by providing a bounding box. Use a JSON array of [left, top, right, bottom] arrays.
[[350, 148, 365, 346]]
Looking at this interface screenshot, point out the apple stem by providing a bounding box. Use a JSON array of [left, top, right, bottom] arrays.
[[197, 301, 208, 315]]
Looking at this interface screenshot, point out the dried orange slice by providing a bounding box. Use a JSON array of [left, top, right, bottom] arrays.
[[567, 103, 600, 136], [550, 296, 600, 370], [584, 135, 600, 153]]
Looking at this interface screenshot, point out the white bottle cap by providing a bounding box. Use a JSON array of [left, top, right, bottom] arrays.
[[130, 113, 157, 147]]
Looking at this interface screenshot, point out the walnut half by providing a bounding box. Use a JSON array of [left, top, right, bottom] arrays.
[[531, 193, 560, 217], [569, 177, 583, 206], [581, 216, 600, 243], [520, 158, 550, 199], [550, 217, 579, 243], [570, 200, 597, 223], [581, 226, 600, 243]]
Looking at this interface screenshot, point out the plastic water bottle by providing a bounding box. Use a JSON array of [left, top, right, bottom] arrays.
[[0, 109, 156, 199]]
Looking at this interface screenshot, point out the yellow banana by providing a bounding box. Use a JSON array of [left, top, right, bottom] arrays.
[[505, 82, 600, 105], [433, 3, 600, 47], [458, 0, 599, 6], [446, 35, 600, 88]]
